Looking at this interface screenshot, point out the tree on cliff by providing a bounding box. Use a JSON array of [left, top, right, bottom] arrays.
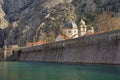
[[96, 12, 120, 32]]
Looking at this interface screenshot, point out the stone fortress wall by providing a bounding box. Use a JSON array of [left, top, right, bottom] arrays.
[[0, 48, 4, 60], [10, 30, 120, 64]]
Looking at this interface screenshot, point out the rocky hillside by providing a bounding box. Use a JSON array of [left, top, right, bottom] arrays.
[[0, 0, 120, 47], [0, 0, 9, 29]]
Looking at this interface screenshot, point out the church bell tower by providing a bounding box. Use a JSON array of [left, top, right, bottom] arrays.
[[78, 19, 87, 37]]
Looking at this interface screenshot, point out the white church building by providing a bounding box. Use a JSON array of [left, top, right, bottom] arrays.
[[79, 19, 87, 36], [55, 19, 94, 42]]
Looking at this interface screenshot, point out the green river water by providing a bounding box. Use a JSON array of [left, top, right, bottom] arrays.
[[0, 62, 120, 80]]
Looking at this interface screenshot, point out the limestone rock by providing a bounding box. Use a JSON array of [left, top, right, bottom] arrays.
[[0, 0, 119, 47], [0, 0, 9, 29]]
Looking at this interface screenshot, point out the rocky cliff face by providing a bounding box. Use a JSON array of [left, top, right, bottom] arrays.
[[0, 0, 120, 47], [0, 0, 9, 29]]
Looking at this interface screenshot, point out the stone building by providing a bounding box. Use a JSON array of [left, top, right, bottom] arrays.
[[55, 19, 94, 42], [78, 19, 87, 36], [55, 22, 78, 42]]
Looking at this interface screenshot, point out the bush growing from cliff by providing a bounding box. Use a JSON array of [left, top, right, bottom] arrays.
[[96, 12, 120, 32]]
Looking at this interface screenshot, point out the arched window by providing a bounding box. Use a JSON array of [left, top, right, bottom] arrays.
[[83, 26, 86, 31], [68, 31, 71, 33], [74, 30, 76, 33]]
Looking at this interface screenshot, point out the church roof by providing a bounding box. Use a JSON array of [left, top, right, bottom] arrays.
[[63, 22, 77, 29]]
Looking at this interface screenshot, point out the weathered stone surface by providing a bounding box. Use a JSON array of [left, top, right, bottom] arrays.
[[12, 30, 120, 64], [0, 0, 9, 29], [0, 29, 5, 47], [0, 0, 120, 46], [0, 48, 4, 60]]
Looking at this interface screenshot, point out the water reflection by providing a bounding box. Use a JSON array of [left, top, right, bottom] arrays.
[[0, 62, 120, 80]]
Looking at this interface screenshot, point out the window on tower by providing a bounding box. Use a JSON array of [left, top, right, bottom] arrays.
[[83, 26, 86, 31]]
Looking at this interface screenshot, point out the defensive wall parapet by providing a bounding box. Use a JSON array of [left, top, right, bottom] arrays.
[[12, 30, 120, 64]]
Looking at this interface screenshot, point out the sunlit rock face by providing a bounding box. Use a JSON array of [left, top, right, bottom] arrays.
[[1, 0, 76, 46], [0, 0, 119, 46], [0, 0, 9, 29]]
